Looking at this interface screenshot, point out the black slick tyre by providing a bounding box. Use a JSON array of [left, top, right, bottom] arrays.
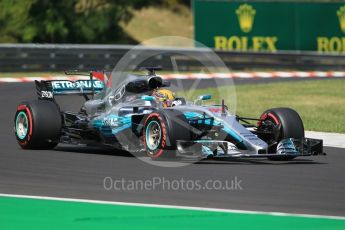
[[14, 100, 62, 149], [259, 107, 304, 161]]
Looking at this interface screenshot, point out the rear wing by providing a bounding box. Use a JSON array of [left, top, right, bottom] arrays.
[[35, 70, 109, 100], [35, 79, 104, 97]]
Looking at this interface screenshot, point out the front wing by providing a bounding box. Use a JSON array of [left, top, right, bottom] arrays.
[[176, 138, 323, 159]]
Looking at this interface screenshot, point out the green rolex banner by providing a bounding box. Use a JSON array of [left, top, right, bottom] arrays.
[[193, 0, 345, 53]]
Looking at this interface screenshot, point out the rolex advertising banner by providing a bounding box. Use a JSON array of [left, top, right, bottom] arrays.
[[193, 0, 345, 53]]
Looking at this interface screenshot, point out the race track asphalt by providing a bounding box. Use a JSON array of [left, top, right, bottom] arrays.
[[0, 82, 344, 217]]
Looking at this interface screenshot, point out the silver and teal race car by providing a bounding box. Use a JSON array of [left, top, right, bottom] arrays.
[[14, 68, 323, 161]]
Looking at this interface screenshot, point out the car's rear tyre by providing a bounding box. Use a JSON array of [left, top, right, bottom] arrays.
[[14, 100, 62, 149], [259, 107, 304, 161], [143, 110, 191, 159]]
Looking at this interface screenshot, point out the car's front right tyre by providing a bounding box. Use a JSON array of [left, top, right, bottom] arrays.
[[258, 107, 304, 161]]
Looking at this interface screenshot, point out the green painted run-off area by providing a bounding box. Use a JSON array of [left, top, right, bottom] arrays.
[[0, 197, 345, 229]]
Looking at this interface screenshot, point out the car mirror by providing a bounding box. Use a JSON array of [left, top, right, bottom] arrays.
[[198, 95, 212, 100], [141, 95, 155, 101]]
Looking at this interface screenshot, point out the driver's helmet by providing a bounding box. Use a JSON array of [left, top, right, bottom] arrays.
[[152, 88, 176, 107]]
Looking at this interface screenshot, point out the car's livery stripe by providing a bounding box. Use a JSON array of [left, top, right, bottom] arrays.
[[0, 193, 344, 230], [222, 126, 242, 143], [183, 112, 242, 143], [92, 115, 132, 136]]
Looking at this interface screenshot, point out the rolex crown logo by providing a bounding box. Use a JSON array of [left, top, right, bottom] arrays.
[[236, 4, 256, 33], [337, 6, 345, 33]]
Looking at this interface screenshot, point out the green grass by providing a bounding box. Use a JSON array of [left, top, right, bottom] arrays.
[[120, 6, 193, 47], [180, 79, 345, 133]]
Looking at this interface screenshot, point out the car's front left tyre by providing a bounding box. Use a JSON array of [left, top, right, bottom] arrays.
[[143, 110, 191, 159]]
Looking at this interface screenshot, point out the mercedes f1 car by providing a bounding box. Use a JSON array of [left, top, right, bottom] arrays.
[[14, 68, 323, 161]]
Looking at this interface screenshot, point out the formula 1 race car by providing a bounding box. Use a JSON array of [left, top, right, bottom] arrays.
[[14, 68, 323, 161]]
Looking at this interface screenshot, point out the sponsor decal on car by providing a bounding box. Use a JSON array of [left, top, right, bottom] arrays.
[[51, 80, 104, 91], [41, 91, 53, 98]]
